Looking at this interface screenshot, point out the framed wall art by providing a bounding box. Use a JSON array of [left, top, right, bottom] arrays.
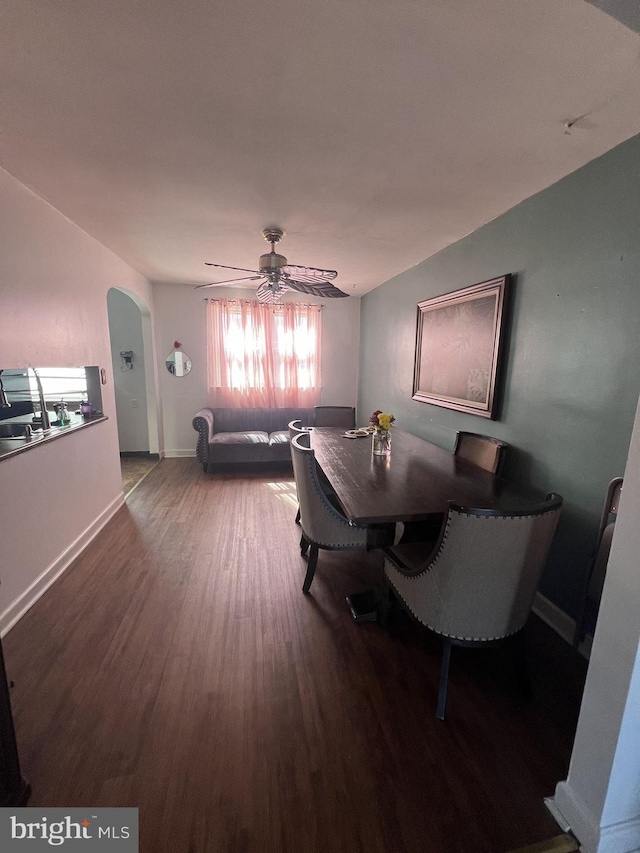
[[412, 275, 510, 419]]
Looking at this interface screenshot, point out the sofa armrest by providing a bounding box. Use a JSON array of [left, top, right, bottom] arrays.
[[192, 408, 215, 470]]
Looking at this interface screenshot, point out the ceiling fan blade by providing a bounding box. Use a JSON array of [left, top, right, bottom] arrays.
[[205, 262, 262, 274], [195, 276, 262, 290], [256, 281, 286, 304], [285, 279, 349, 299], [282, 264, 338, 282]]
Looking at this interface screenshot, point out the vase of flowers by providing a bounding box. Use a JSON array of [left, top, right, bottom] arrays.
[[370, 410, 394, 456]]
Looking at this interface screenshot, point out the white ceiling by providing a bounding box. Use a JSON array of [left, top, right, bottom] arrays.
[[1, 0, 640, 295]]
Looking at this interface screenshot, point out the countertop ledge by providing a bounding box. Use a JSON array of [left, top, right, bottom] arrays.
[[0, 416, 109, 462]]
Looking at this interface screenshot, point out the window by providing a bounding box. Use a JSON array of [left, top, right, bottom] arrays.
[[206, 299, 322, 407], [28, 367, 88, 403]]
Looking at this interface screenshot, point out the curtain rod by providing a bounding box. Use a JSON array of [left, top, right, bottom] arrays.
[[202, 297, 322, 308]]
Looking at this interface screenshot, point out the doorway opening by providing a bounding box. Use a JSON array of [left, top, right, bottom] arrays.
[[106, 288, 160, 494]]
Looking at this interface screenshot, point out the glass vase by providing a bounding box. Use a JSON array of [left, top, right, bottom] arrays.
[[372, 428, 391, 456]]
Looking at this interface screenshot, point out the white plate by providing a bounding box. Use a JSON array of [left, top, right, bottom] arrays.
[[345, 429, 370, 437]]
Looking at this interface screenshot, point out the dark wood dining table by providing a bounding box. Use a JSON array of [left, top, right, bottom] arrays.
[[310, 427, 544, 525], [310, 427, 546, 622]]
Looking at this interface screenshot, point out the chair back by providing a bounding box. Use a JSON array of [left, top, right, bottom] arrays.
[[288, 419, 309, 441], [386, 495, 562, 641], [312, 406, 356, 429], [573, 477, 623, 647], [587, 477, 623, 605], [454, 431, 508, 475], [290, 432, 365, 547]]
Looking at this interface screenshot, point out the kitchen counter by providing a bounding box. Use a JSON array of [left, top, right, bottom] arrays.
[[0, 415, 108, 462]]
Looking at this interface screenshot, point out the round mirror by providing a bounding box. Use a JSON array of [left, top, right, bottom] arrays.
[[166, 345, 192, 377]]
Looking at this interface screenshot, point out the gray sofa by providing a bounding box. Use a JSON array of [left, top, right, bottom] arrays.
[[192, 407, 315, 472]]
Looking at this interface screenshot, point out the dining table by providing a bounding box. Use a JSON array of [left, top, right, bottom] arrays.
[[309, 427, 546, 621], [310, 427, 544, 523]]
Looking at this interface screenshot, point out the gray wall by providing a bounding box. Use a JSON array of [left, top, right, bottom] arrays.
[[107, 288, 150, 453], [358, 134, 640, 617]]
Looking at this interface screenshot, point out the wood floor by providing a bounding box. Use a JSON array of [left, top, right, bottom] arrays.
[[3, 459, 587, 853], [120, 455, 159, 495]]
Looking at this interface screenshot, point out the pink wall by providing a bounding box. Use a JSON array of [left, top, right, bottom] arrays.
[[0, 168, 157, 633]]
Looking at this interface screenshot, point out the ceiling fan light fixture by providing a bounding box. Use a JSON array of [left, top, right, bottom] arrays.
[[197, 226, 348, 302], [259, 251, 288, 273], [260, 227, 287, 274]]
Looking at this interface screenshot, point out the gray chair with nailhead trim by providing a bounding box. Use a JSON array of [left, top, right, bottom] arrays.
[[383, 493, 563, 719], [290, 431, 393, 593], [289, 419, 311, 525]]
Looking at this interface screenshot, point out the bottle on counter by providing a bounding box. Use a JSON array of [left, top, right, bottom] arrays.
[[57, 400, 69, 425], [80, 400, 92, 419]]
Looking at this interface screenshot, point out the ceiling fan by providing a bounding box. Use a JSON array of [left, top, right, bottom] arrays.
[[195, 228, 349, 303]]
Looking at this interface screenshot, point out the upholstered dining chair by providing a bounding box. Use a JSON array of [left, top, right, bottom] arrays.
[[383, 494, 563, 719], [290, 432, 393, 593], [573, 477, 623, 648], [312, 406, 356, 430], [289, 419, 311, 525], [288, 419, 307, 437], [453, 431, 508, 475]]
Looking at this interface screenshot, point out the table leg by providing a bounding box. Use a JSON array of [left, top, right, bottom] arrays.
[[346, 585, 389, 623]]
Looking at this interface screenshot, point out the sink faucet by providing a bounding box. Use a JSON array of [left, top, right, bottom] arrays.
[[30, 368, 51, 433], [0, 371, 11, 409]]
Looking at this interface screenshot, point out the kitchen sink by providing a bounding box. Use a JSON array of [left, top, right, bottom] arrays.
[[0, 423, 33, 439]]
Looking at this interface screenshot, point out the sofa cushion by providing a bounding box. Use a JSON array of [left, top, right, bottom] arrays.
[[211, 408, 314, 434], [210, 435, 277, 465], [268, 429, 293, 462], [211, 431, 269, 445], [268, 430, 289, 446]]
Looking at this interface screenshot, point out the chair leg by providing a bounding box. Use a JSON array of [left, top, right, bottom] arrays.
[[436, 639, 452, 720], [377, 583, 400, 629], [300, 534, 309, 556], [295, 507, 301, 525], [302, 544, 319, 594], [377, 585, 390, 629]]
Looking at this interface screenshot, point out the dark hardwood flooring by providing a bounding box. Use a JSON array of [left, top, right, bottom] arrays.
[[3, 459, 587, 853], [120, 455, 159, 495]]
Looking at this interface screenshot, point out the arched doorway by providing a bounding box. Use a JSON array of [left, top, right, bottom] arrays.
[[106, 287, 160, 493]]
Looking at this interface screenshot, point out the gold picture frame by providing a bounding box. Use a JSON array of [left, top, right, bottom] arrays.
[[412, 275, 510, 419]]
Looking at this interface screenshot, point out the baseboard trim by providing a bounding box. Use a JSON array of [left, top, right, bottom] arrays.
[[598, 817, 640, 853], [0, 493, 125, 637], [163, 449, 197, 458], [544, 796, 573, 834], [532, 594, 593, 661], [548, 786, 599, 853], [533, 593, 576, 646], [548, 786, 640, 853]]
